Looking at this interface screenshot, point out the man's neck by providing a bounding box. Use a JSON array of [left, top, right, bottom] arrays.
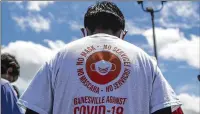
[[94, 30, 113, 35], [93, 29, 119, 37], [1, 74, 7, 79], [1, 74, 12, 82]]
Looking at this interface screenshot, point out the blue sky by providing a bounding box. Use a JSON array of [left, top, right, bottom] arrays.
[[1, 1, 200, 113]]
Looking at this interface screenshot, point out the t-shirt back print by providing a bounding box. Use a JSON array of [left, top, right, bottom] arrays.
[[75, 44, 132, 114]]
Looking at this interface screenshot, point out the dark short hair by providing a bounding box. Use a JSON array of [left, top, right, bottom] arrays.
[[1, 53, 20, 78], [84, 1, 125, 33]]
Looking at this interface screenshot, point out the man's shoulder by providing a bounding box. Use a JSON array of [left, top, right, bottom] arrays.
[[58, 37, 97, 53], [1, 79, 22, 114], [57, 35, 149, 58], [62, 37, 86, 48], [118, 40, 148, 55], [1, 79, 14, 96], [119, 41, 155, 62], [1, 79, 16, 94], [1, 78, 9, 86]]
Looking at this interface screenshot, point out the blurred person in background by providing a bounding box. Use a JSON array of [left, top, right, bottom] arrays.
[[20, 1, 183, 114], [1, 53, 20, 83], [1, 53, 21, 98], [1, 53, 22, 114]]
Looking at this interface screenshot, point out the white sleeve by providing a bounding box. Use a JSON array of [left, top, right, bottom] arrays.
[[19, 53, 60, 114], [150, 65, 182, 113]]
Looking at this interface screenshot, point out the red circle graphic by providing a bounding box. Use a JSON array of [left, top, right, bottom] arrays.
[[86, 51, 121, 85]]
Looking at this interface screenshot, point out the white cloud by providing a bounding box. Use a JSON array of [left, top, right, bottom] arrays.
[[48, 12, 55, 20], [126, 20, 146, 35], [128, 2, 199, 30], [159, 18, 193, 29], [71, 4, 79, 11], [159, 1, 199, 28], [12, 14, 51, 32], [178, 93, 200, 114], [57, 18, 67, 24], [143, 28, 200, 69], [162, 2, 198, 19], [178, 65, 189, 69], [69, 20, 83, 31], [143, 28, 182, 49], [44, 39, 66, 50], [1, 45, 5, 49], [12, 78, 28, 94], [8, 1, 23, 4], [159, 63, 167, 72], [159, 35, 199, 68], [9, 1, 24, 9], [27, 1, 54, 12], [2, 40, 66, 93], [176, 84, 199, 94]]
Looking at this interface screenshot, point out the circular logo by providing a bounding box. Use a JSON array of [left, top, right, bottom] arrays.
[[86, 51, 121, 85]]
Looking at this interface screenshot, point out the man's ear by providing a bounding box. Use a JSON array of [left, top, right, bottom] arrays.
[[86, 28, 92, 36], [81, 28, 87, 37], [120, 30, 128, 40], [6, 67, 15, 82], [81, 28, 91, 37], [7, 67, 13, 75]]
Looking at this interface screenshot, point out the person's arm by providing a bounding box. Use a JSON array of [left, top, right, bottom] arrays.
[[18, 53, 61, 114], [149, 58, 182, 114], [25, 108, 39, 114], [1, 83, 22, 114], [18, 62, 54, 114]]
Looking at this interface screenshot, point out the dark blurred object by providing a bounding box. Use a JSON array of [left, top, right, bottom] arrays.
[[198, 75, 200, 82], [137, 1, 143, 4]]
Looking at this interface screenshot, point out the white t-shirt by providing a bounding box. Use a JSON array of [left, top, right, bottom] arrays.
[[19, 33, 181, 114]]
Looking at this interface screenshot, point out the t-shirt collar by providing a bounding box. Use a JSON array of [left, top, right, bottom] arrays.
[[89, 33, 119, 39]]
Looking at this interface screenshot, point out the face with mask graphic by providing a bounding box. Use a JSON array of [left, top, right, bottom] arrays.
[[90, 60, 116, 76], [86, 51, 121, 85]]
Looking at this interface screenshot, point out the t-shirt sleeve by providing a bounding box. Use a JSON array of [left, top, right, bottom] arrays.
[[1, 84, 22, 114], [150, 62, 182, 113], [18, 53, 60, 114]]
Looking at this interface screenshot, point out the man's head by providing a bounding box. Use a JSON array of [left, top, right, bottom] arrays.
[[84, 1, 127, 38], [1, 53, 20, 82]]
